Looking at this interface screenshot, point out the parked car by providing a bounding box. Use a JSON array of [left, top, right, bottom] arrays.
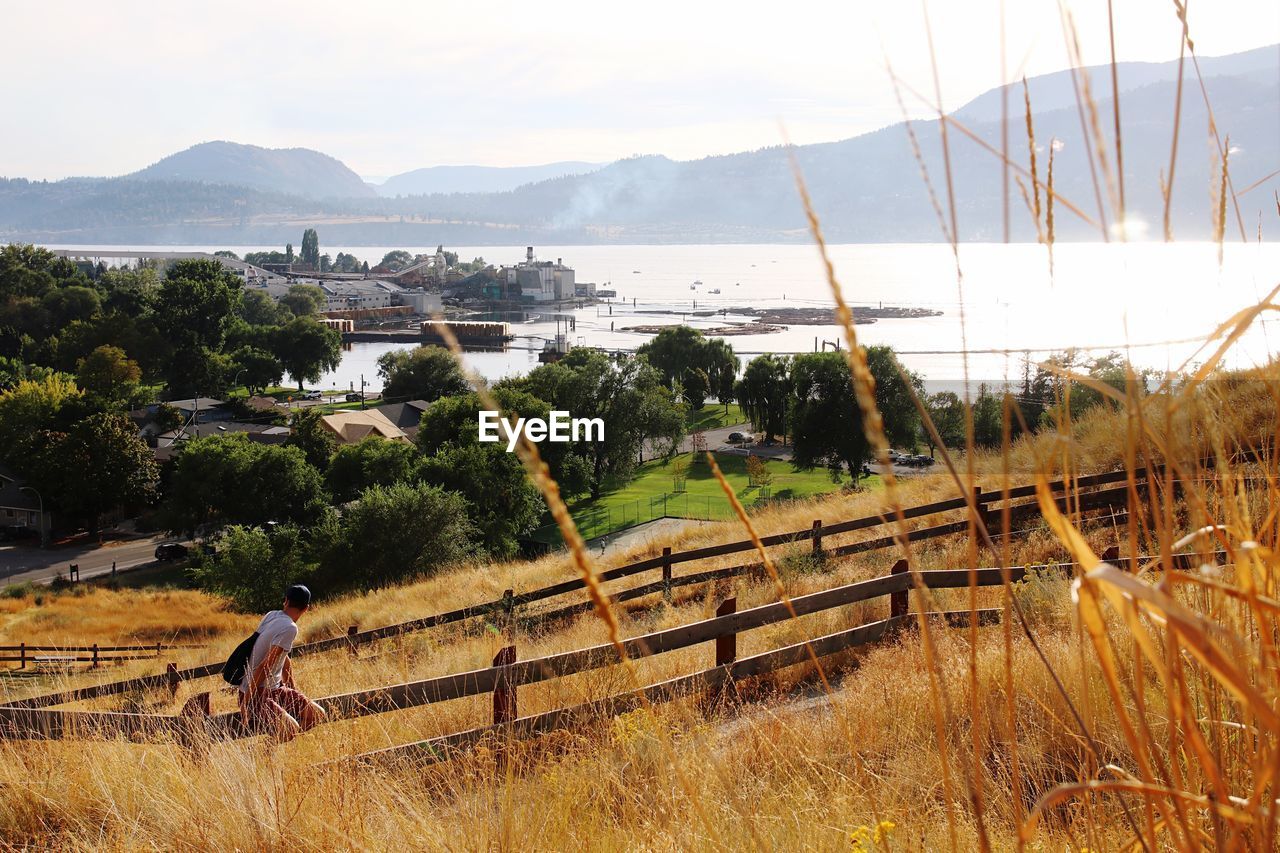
[[303, 390, 323, 400], [0, 525, 37, 542], [902, 454, 936, 468], [154, 543, 190, 561], [887, 449, 902, 461], [345, 392, 363, 403], [727, 431, 749, 444]]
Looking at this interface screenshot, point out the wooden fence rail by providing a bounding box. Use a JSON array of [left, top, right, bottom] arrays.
[[1, 643, 205, 669], [0, 468, 1148, 711], [0, 544, 1225, 745]]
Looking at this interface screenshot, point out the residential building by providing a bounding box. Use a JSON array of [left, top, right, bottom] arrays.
[[0, 464, 55, 539], [372, 400, 431, 439], [319, 410, 410, 444]]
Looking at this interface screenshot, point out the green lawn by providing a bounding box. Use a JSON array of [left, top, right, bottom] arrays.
[[687, 403, 747, 432], [533, 452, 878, 544]]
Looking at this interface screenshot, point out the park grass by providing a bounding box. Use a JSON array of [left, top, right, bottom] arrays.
[[687, 402, 747, 432], [547, 451, 874, 542]]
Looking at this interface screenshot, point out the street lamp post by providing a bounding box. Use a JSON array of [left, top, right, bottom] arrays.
[[19, 486, 47, 548]]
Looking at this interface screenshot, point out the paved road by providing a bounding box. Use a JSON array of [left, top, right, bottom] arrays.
[[0, 534, 181, 586]]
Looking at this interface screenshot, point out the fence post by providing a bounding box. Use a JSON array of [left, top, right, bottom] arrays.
[[502, 589, 515, 638], [91, 643, 99, 668], [662, 547, 672, 602], [69, 564, 79, 583], [167, 662, 180, 698], [811, 519, 823, 556], [492, 645, 517, 725], [155, 641, 161, 658], [19, 642, 25, 669], [346, 625, 359, 657], [973, 485, 989, 534], [715, 597, 737, 666], [890, 559, 910, 621], [112, 561, 117, 577]]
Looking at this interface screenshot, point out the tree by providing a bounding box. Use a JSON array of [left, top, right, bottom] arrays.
[[637, 325, 706, 389], [192, 523, 316, 612], [165, 435, 329, 533], [326, 436, 417, 504], [213, 250, 241, 261], [521, 349, 684, 498], [231, 346, 284, 395], [41, 285, 101, 328], [735, 354, 790, 441], [319, 254, 332, 273], [704, 338, 739, 412], [272, 317, 341, 390], [0, 373, 84, 468], [300, 229, 320, 269], [417, 442, 541, 558], [323, 482, 475, 588], [286, 243, 294, 263], [790, 348, 922, 481], [34, 412, 158, 530], [923, 391, 965, 454], [377, 346, 469, 402], [683, 368, 710, 410], [789, 352, 864, 481], [152, 259, 242, 352], [279, 284, 326, 317], [286, 407, 338, 469], [76, 345, 141, 407], [152, 259, 242, 396], [238, 289, 288, 326], [361, 261, 370, 274], [378, 250, 413, 272]]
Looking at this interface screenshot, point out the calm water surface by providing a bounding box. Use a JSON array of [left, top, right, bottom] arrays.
[[49, 242, 1280, 390]]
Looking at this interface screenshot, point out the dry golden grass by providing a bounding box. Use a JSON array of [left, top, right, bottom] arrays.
[[4, 356, 1279, 849]]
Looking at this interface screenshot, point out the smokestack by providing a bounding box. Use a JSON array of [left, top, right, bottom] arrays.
[[526, 246, 534, 263], [557, 258, 562, 266]]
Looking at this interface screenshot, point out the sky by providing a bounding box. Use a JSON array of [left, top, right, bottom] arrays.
[[3, 0, 1277, 181]]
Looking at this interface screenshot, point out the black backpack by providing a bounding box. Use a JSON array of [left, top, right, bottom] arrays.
[[222, 632, 260, 686]]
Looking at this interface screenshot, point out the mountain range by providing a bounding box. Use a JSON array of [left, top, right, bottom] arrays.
[[1, 44, 1275, 245], [372, 162, 604, 197]]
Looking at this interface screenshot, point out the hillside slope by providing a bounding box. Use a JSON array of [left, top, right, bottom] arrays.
[[128, 141, 377, 200]]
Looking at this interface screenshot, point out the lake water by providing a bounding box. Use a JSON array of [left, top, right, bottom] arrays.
[[47, 241, 1280, 391]]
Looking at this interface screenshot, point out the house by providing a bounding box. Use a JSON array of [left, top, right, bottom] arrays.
[[152, 422, 292, 462], [372, 400, 430, 439], [319, 410, 410, 444], [153, 398, 234, 423], [0, 463, 56, 540]]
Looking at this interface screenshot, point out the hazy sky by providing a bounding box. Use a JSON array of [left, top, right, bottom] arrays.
[[4, 0, 1277, 180]]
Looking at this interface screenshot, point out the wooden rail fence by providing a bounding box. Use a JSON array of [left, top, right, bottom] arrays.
[[1, 643, 203, 669], [0, 543, 1225, 749], [0, 466, 1151, 712]]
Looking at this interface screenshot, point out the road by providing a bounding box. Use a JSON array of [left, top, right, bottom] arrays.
[[0, 534, 181, 586]]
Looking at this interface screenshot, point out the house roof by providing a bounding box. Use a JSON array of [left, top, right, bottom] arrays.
[[159, 398, 226, 413], [245, 395, 281, 412], [155, 421, 290, 446], [372, 400, 430, 430], [319, 410, 409, 444]]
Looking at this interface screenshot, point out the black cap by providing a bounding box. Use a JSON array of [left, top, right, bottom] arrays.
[[285, 584, 312, 608]]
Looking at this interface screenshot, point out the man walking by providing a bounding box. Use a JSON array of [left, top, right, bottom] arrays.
[[241, 584, 327, 741]]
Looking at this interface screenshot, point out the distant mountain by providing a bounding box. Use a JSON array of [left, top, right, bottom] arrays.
[[128, 141, 377, 200], [375, 162, 606, 197], [2, 45, 1276, 244]]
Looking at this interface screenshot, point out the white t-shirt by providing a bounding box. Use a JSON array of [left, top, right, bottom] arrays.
[[240, 610, 299, 693]]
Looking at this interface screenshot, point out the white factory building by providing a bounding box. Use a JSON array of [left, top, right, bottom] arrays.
[[504, 247, 576, 302]]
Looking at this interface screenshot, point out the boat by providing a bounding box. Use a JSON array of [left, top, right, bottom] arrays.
[[632, 270, 641, 273], [709, 288, 721, 294]]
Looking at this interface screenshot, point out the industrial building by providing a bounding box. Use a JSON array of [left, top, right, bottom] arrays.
[[502, 246, 576, 302]]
